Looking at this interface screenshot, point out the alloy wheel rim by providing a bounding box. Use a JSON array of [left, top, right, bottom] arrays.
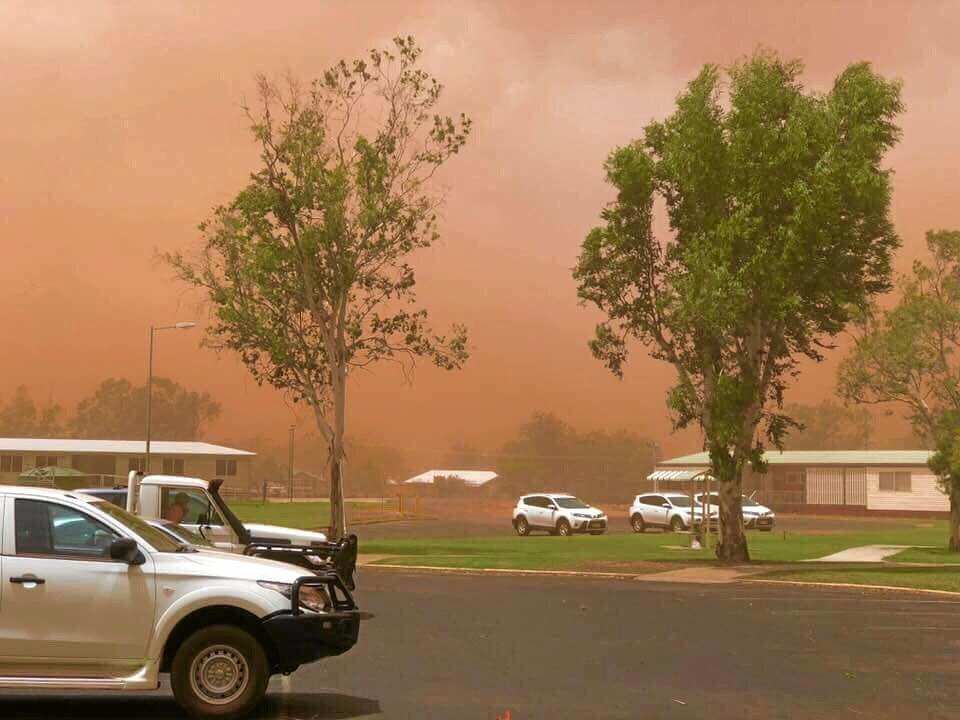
[[190, 644, 249, 705]]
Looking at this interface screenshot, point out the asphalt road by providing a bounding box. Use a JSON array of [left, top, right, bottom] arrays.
[[2, 569, 959, 719]]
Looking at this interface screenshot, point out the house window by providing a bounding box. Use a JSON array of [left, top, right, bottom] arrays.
[[879, 471, 912, 492], [216, 459, 237, 476], [162, 458, 184, 475], [35, 455, 59, 468], [128, 457, 146, 473], [72, 455, 117, 477], [1, 455, 24, 473]]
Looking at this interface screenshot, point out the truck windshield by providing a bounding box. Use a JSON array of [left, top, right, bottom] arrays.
[[90, 500, 181, 552]]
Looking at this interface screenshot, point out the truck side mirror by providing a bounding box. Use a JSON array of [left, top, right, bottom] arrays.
[[110, 537, 145, 566]]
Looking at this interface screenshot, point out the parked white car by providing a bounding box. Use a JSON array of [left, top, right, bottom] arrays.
[[512, 494, 608, 536], [0, 485, 366, 719], [696, 492, 776, 530], [629, 492, 717, 533]]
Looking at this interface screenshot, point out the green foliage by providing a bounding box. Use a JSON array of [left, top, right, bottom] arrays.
[[575, 51, 902, 560], [0, 386, 63, 437], [72, 377, 221, 440], [168, 36, 470, 414], [840, 230, 960, 548]]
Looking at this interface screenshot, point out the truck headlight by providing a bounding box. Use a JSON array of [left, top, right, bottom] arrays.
[[299, 585, 332, 612], [258, 581, 331, 613]]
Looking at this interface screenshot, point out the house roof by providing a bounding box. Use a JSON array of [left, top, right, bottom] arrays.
[[0, 438, 254, 457], [660, 450, 933, 467], [404, 469, 498, 486]]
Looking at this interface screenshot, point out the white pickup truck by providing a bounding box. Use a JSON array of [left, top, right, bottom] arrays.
[[81, 472, 357, 589], [0, 484, 367, 719]]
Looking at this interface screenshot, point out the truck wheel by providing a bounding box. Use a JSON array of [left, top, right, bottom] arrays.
[[515, 516, 530, 536], [171, 624, 269, 720]]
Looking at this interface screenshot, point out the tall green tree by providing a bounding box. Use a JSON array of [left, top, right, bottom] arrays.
[[73, 377, 221, 440], [839, 230, 960, 550], [168, 37, 471, 538], [575, 52, 902, 560], [0, 386, 63, 437]]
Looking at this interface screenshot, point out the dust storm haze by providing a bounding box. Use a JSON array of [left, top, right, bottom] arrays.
[[1, 1, 957, 457]]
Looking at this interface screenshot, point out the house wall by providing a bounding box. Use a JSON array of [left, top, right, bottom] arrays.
[[866, 467, 948, 512], [653, 461, 944, 513], [0, 451, 252, 488]]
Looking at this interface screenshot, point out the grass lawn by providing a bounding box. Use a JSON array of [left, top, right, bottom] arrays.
[[888, 546, 960, 564], [362, 521, 950, 571], [231, 501, 333, 530], [757, 566, 960, 593]]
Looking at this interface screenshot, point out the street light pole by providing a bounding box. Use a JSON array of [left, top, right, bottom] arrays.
[[145, 322, 196, 475]]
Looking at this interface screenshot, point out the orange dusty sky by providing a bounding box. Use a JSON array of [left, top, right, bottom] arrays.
[[1, 1, 958, 457]]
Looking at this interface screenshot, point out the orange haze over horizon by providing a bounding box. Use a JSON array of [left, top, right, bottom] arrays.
[[1, 1, 957, 459]]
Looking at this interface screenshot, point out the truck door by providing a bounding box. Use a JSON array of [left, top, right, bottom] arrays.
[[160, 487, 237, 550], [0, 497, 155, 676]]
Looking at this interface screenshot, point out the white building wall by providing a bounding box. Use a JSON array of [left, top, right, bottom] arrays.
[[806, 468, 844, 504], [866, 467, 949, 512]]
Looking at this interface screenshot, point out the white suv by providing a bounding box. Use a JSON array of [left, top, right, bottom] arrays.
[[512, 494, 608, 536], [629, 492, 716, 533], [0, 485, 366, 719], [696, 492, 776, 530]]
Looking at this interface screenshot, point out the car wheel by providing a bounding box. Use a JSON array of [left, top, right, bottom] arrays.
[[171, 624, 268, 720], [515, 516, 530, 536], [670, 515, 685, 532], [556, 519, 572, 537], [631, 514, 646, 533]]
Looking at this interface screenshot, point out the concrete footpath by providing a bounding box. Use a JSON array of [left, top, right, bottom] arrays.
[[807, 544, 914, 563]]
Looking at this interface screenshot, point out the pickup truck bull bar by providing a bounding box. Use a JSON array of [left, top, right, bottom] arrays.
[[244, 534, 359, 591], [261, 572, 371, 672]]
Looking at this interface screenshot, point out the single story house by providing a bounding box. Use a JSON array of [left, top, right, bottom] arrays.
[[0, 438, 255, 488], [650, 450, 944, 514], [404, 469, 498, 487]]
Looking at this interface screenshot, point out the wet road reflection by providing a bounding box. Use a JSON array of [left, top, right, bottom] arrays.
[[0, 692, 381, 719]]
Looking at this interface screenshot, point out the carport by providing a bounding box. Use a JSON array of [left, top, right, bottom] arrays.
[[648, 468, 713, 493]]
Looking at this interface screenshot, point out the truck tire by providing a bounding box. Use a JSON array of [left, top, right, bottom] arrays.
[[171, 624, 269, 720]]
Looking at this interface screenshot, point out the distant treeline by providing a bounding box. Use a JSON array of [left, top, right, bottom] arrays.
[[0, 379, 220, 441]]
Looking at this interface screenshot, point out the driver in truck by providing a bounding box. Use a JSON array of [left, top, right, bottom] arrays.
[[163, 492, 189, 523]]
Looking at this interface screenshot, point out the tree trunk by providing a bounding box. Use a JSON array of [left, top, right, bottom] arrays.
[[714, 457, 750, 563], [329, 450, 346, 539], [950, 482, 960, 552], [328, 366, 348, 540]]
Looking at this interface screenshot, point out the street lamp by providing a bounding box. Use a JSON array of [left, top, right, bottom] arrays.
[[145, 322, 196, 475]]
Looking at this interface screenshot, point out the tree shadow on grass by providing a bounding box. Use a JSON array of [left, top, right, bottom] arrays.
[[0, 691, 382, 719]]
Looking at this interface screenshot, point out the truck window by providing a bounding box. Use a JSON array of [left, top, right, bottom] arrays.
[[160, 488, 224, 526], [15, 499, 118, 559]]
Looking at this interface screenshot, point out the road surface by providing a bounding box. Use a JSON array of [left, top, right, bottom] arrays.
[[2, 569, 959, 719]]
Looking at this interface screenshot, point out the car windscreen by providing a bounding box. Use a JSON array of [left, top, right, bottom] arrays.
[[741, 496, 760, 506], [90, 500, 181, 552], [669, 496, 692, 507], [554, 497, 589, 509], [164, 522, 215, 547]]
